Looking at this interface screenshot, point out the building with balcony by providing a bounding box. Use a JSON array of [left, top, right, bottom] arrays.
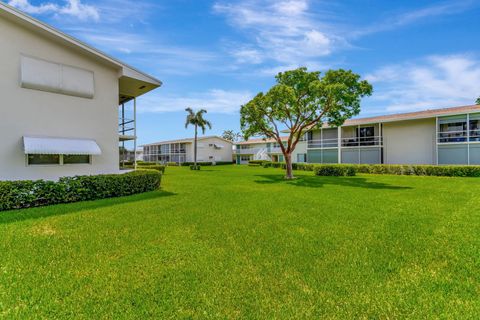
[[305, 104, 480, 165], [142, 136, 233, 164], [236, 105, 480, 166], [0, 3, 161, 180], [235, 137, 308, 164]]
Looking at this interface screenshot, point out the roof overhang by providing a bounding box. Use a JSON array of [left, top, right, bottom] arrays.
[[23, 136, 102, 155], [0, 2, 162, 102]]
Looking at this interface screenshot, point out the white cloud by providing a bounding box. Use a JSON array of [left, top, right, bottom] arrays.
[[213, 0, 340, 66], [231, 47, 264, 64], [138, 89, 254, 114], [353, 1, 476, 37], [365, 54, 480, 113], [7, 0, 57, 14], [7, 0, 99, 21]]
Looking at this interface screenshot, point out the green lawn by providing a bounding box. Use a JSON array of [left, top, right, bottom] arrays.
[[1, 166, 479, 319]]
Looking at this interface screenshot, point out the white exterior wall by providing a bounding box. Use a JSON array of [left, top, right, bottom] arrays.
[[186, 137, 233, 163], [292, 141, 307, 162], [383, 118, 436, 165], [0, 16, 119, 180]]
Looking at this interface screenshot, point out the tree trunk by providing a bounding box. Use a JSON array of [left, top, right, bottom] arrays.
[[284, 153, 294, 179], [194, 124, 198, 166]]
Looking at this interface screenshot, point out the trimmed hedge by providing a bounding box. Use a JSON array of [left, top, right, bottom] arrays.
[[135, 162, 158, 166], [314, 164, 356, 176], [248, 160, 269, 166], [180, 161, 233, 166], [262, 161, 282, 168], [121, 164, 166, 173], [259, 161, 480, 177], [355, 164, 480, 177], [138, 165, 165, 173], [261, 161, 315, 171], [0, 170, 162, 212], [312, 164, 480, 177]]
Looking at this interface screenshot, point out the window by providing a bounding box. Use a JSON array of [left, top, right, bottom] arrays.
[[356, 126, 375, 146], [27, 154, 60, 165], [439, 115, 467, 143], [27, 154, 91, 165], [356, 126, 374, 138], [64, 155, 90, 164], [297, 153, 307, 163], [469, 114, 480, 142], [240, 155, 250, 161]]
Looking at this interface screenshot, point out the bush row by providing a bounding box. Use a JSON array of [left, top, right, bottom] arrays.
[[248, 160, 270, 166], [354, 164, 480, 177], [0, 170, 162, 211], [312, 164, 480, 177], [314, 165, 357, 176], [122, 164, 166, 173], [258, 160, 480, 177], [260, 161, 315, 171], [179, 161, 234, 166]]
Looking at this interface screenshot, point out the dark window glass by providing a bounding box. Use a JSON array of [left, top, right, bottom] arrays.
[[470, 120, 480, 141], [357, 126, 375, 137], [64, 155, 90, 164], [28, 154, 60, 165]]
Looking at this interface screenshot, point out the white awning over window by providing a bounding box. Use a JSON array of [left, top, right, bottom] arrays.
[[23, 136, 102, 155]]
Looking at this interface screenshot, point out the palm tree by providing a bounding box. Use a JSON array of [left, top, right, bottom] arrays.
[[185, 108, 212, 167]]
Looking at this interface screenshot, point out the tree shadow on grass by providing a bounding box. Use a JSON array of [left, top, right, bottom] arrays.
[[254, 174, 412, 190], [0, 190, 176, 225]]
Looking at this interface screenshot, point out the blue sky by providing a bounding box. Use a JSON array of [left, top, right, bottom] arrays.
[[5, 0, 480, 144]]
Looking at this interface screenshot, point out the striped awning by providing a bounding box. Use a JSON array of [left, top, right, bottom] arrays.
[[23, 136, 102, 155]]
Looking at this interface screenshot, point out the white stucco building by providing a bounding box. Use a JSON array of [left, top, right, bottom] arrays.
[[143, 136, 233, 164], [235, 137, 307, 165], [0, 3, 161, 180]]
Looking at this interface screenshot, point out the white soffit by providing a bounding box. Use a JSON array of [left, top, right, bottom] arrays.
[[23, 136, 102, 155]]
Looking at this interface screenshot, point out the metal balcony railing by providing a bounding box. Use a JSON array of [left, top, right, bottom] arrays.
[[307, 138, 339, 149], [437, 130, 480, 143], [236, 148, 261, 154], [341, 136, 383, 147], [119, 117, 135, 135]]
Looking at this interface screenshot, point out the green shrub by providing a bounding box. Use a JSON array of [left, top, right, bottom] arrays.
[[0, 170, 162, 212], [354, 164, 480, 177], [190, 165, 201, 170], [313, 164, 480, 177], [248, 160, 270, 166], [136, 162, 157, 166], [137, 165, 165, 173], [295, 163, 315, 171], [181, 161, 233, 166], [166, 162, 178, 166], [314, 164, 357, 176]]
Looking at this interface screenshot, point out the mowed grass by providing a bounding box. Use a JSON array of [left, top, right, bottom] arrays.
[[1, 166, 479, 319]]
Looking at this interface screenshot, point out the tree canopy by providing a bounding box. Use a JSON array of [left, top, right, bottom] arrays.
[[185, 108, 212, 134], [221, 130, 242, 142], [240, 67, 372, 179]]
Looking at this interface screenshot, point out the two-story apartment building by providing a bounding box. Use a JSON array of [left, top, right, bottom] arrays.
[[143, 136, 233, 164], [235, 137, 308, 164], [0, 3, 161, 180], [237, 105, 480, 166]]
